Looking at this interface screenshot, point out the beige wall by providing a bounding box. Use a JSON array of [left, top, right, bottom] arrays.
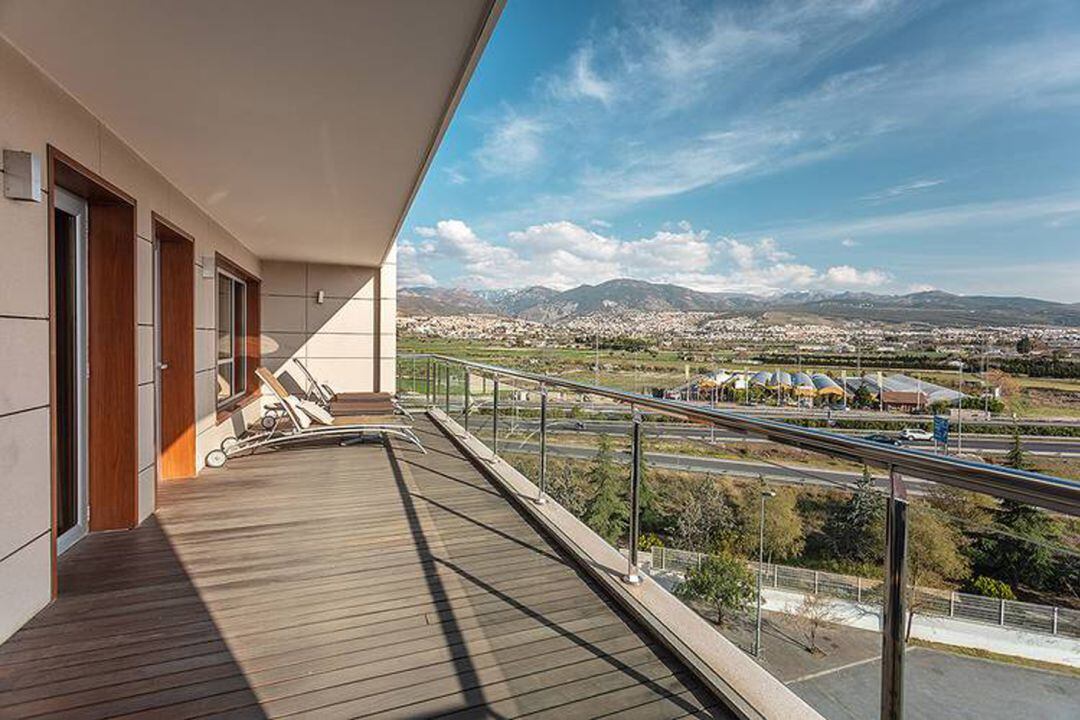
[[262, 251, 397, 397], [0, 36, 260, 642]]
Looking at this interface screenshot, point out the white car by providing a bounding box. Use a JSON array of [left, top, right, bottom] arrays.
[[900, 427, 933, 441]]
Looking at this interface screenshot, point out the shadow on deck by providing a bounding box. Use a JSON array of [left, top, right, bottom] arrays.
[[0, 418, 727, 719]]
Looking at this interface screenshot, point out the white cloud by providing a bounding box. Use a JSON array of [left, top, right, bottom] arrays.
[[549, 47, 615, 105], [475, 114, 546, 175], [443, 167, 468, 185], [407, 219, 893, 295], [823, 265, 890, 287], [396, 241, 437, 286], [860, 178, 943, 202], [589, 218, 612, 228], [767, 193, 1080, 243], [840, 238, 859, 247]]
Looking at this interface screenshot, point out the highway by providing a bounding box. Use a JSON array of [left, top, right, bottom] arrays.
[[489, 418, 1080, 457], [499, 440, 932, 494]]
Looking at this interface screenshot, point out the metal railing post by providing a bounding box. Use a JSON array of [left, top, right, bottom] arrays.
[[625, 411, 643, 584], [949, 591, 955, 617], [858, 576, 863, 604], [426, 359, 432, 405], [880, 468, 909, 720], [444, 364, 450, 414], [999, 599, 1006, 626], [492, 376, 500, 455], [536, 386, 548, 504], [1053, 607, 1059, 635], [463, 369, 471, 432]]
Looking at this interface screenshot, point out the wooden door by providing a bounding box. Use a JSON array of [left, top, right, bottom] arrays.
[[87, 203, 137, 530], [158, 235, 195, 480]]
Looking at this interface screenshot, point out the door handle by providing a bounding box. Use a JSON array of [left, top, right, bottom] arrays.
[[158, 362, 169, 370]]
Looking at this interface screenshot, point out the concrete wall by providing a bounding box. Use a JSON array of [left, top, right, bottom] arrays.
[[261, 248, 397, 396], [0, 36, 260, 643]]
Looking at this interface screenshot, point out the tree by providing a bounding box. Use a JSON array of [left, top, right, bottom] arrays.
[[674, 553, 755, 627], [905, 505, 970, 639], [973, 500, 1059, 591], [793, 593, 839, 654], [1016, 336, 1033, 355], [636, 441, 665, 535], [824, 466, 884, 565], [675, 476, 735, 553], [736, 484, 805, 563], [1004, 426, 1029, 471], [582, 434, 628, 545], [925, 484, 995, 528], [546, 460, 589, 517]]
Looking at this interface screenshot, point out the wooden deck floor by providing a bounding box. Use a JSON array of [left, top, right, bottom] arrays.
[[0, 418, 729, 719]]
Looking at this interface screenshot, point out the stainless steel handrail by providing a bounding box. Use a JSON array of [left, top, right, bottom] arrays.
[[405, 353, 1080, 516], [407, 353, 1078, 720]]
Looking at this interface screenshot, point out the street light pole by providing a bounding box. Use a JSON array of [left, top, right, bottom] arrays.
[[755, 486, 776, 658]]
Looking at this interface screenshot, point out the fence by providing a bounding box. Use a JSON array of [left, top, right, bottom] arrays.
[[651, 546, 1080, 639]]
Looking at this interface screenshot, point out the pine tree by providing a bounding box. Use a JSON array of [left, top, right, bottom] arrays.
[[1004, 425, 1028, 471], [583, 434, 628, 545], [826, 465, 884, 564]]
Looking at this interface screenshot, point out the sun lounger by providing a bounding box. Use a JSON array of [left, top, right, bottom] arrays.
[[204, 367, 424, 467], [292, 359, 414, 419]]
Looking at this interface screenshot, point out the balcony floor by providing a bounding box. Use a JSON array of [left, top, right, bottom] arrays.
[[0, 418, 728, 719]]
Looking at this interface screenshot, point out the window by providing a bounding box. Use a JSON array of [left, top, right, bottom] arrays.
[[216, 269, 247, 406], [214, 253, 260, 419]]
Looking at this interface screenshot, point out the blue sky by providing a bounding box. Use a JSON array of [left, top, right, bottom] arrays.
[[397, 0, 1080, 302]]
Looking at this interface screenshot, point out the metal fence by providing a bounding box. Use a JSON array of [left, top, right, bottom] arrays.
[[651, 546, 1080, 639]]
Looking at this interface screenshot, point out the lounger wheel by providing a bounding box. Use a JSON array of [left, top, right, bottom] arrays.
[[205, 449, 228, 468], [260, 414, 277, 431], [221, 436, 239, 452]]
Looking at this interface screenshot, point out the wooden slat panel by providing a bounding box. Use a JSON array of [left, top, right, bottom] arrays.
[[87, 203, 137, 530], [0, 419, 728, 719]]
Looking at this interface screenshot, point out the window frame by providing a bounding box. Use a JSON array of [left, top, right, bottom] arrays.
[[214, 254, 261, 421]]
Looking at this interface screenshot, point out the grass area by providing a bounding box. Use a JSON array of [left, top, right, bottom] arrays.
[[401, 336, 1080, 421], [910, 638, 1080, 677], [1018, 377, 1080, 392]]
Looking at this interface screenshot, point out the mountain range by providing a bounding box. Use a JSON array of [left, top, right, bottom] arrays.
[[399, 278, 1080, 327]]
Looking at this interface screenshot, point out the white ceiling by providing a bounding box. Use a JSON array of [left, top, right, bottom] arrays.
[[0, 0, 500, 267]]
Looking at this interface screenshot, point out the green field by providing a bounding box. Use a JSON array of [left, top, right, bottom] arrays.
[[399, 337, 1080, 419]]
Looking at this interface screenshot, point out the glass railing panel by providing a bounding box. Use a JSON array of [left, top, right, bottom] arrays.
[[400, 355, 1079, 720], [889, 476, 1080, 720]]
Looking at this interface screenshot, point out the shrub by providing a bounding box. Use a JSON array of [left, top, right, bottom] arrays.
[[969, 575, 1016, 600]]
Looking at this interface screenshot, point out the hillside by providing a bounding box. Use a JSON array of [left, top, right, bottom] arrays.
[[399, 279, 1080, 327]]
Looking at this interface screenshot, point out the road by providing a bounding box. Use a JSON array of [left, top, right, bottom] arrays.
[[492, 418, 1080, 456], [501, 440, 938, 493]]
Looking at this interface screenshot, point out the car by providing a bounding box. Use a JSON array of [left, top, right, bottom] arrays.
[[900, 427, 933, 441], [865, 433, 904, 446]]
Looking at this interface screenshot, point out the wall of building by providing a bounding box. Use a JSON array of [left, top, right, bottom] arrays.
[[0, 36, 260, 643], [261, 249, 397, 398]]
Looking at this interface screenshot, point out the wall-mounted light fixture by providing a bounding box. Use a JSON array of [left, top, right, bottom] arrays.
[[2, 149, 42, 202], [201, 255, 216, 279], [315, 290, 325, 304]]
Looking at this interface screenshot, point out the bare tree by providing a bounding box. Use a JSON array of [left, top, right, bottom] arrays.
[[793, 593, 840, 654]]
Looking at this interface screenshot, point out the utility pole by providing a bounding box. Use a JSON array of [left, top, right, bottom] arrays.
[[957, 360, 964, 454], [755, 485, 776, 658], [878, 370, 884, 413], [594, 331, 600, 386]]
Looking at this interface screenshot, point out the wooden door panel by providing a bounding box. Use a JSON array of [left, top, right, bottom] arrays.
[[88, 203, 136, 530], [159, 237, 195, 480]]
